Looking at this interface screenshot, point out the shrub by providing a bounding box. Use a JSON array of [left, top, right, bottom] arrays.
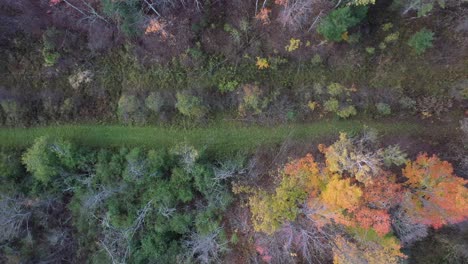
[[311, 54, 322, 65], [214, 65, 240, 93], [399, 96, 416, 111], [59, 98, 75, 119], [376, 102, 391, 116], [379, 42, 387, 50], [117, 94, 147, 125], [0, 100, 23, 126], [43, 51, 60, 67], [415, 96, 452, 118], [366, 47, 375, 54], [384, 32, 399, 43], [218, 80, 239, 93], [285, 38, 301, 52], [317, 6, 368, 42], [175, 93, 207, 119], [223, 23, 242, 45], [327, 83, 347, 97], [408, 28, 434, 55], [145, 92, 164, 113], [382, 23, 393, 31], [337, 105, 357, 119], [379, 145, 408, 167], [324, 98, 339, 113], [69, 70, 93, 89], [256, 57, 269, 69], [42, 27, 60, 66], [238, 84, 268, 117]]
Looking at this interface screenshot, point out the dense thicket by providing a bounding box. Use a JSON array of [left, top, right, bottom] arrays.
[[0, 138, 245, 263]]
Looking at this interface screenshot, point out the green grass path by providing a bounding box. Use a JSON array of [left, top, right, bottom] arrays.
[[0, 119, 452, 154]]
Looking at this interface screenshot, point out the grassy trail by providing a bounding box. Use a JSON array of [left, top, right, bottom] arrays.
[[0, 119, 454, 154]]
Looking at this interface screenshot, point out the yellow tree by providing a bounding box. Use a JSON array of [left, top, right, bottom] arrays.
[[247, 154, 321, 234]]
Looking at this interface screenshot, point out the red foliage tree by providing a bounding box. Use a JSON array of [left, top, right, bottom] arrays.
[[402, 153, 468, 228], [363, 174, 403, 210], [355, 207, 392, 236]]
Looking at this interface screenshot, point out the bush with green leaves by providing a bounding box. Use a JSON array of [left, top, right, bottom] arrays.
[[317, 6, 368, 42], [145, 92, 165, 114], [117, 94, 147, 125], [324, 98, 340, 113], [175, 92, 207, 119], [324, 99, 357, 119], [399, 96, 416, 111], [379, 145, 408, 167], [376, 102, 391, 116], [0, 100, 24, 126], [42, 27, 60, 66], [408, 28, 434, 55], [327, 83, 347, 97], [337, 105, 357, 119], [238, 84, 273, 117]]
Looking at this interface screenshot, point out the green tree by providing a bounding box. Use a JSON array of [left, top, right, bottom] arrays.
[[22, 136, 76, 183], [317, 7, 368, 42]]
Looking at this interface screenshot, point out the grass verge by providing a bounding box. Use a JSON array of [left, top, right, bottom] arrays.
[[0, 119, 454, 155]]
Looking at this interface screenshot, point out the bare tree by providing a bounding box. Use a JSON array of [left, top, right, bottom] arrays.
[[158, 203, 177, 218], [391, 207, 428, 246], [277, 221, 333, 263], [171, 144, 199, 173], [83, 184, 125, 210], [213, 158, 246, 181], [99, 200, 153, 264], [277, 0, 313, 30], [0, 196, 31, 243], [182, 227, 228, 264], [276, 0, 331, 31], [253, 218, 334, 264], [53, 0, 109, 24], [100, 216, 131, 264]]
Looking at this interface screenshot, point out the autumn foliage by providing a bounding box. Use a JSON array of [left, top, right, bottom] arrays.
[[243, 134, 468, 263]]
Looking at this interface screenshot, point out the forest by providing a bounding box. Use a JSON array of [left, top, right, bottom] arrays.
[[0, 0, 467, 263]]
